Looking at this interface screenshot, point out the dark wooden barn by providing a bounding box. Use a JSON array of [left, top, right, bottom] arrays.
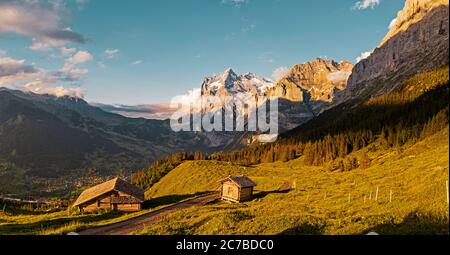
[[73, 178, 144, 213]]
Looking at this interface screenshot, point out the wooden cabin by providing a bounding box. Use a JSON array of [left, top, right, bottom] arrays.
[[219, 175, 257, 203], [72, 177, 144, 213]]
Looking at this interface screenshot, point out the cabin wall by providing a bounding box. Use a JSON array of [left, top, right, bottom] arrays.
[[80, 191, 117, 212], [221, 182, 240, 201], [220, 182, 254, 203], [116, 203, 141, 212], [239, 187, 253, 201], [79, 190, 143, 212]]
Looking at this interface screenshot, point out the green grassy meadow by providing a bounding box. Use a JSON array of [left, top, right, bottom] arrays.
[[1, 128, 448, 235], [136, 128, 449, 235]]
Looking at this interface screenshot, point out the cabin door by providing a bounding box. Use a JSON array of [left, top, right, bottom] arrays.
[[112, 204, 118, 211]]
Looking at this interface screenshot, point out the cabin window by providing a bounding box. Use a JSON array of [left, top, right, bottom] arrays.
[[97, 200, 100, 207]]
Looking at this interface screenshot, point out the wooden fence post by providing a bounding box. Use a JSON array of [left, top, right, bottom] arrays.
[[375, 186, 379, 202], [389, 189, 393, 203]]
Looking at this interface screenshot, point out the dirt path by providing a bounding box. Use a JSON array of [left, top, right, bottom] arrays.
[[79, 193, 219, 235], [79, 181, 292, 235]]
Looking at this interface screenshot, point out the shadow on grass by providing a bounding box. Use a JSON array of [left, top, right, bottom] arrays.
[[362, 212, 449, 235], [0, 219, 11, 224], [142, 191, 212, 209], [278, 222, 325, 235], [0, 211, 122, 235], [0, 203, 61, 216], [253, 188, 292, 200]]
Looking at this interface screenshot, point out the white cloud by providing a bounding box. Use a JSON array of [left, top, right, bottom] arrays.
[[94, 103, 176, 120], [56, 67, 89, 82], [0, 57, 38, 85], [221, 0, 249, 7], [60, 47, 77, 57], [327, 70, 352, 83], [271, 67, 290, 83], [57, 50, 93, 82], [356, 50, 373, 63], [352, 0, 380, 10], [388, 17, 397, 30], [71, 51, 93, 65], [131, 60, 143, 65], [0, 55, 84, 98], [241, 24, 256, 33], [25, 84, 85, 98], [172, 88, 202, 106], [0, 0, 86, 51], [104, 48, 120, 59]]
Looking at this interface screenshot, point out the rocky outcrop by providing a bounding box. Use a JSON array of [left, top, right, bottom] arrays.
[[343, 0, 449, 103], [267, 58, 353, 102], [380, 0, 448, 46]]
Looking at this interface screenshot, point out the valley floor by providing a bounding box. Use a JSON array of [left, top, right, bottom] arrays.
[[0, 128, 448, 235]]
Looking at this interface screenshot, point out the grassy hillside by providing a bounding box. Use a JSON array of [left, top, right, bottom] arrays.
[[139, 128, 449, 235], [145, 161, 285, 200], [0, 202, 171, 235]]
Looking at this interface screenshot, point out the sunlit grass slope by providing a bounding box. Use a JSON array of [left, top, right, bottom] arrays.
[[138, 128, 449, 235], [0, 204, 166, 235]]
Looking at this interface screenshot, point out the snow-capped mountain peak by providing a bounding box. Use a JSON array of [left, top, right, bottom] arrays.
[[201, 68, 274, 97]]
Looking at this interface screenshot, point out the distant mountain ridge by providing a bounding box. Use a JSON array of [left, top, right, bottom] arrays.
[[0, 88, 248, 196]]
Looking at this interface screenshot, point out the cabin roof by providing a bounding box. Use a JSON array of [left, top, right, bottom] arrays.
[[219, 175, 257, 188], [73, 178, 144, 207]]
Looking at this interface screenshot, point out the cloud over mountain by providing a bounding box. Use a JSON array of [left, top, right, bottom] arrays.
[[272, 67, 290, 83], [356, 51, 373, 63], [0, 57, 39, 85], [94, 103, 176, 120], [0, 53, 88, 98]]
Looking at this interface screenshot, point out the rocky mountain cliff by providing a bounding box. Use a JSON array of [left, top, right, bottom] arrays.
[[380, 0, 448, 45], [267, 58, 353, 103], [342, 0, 449, 104]]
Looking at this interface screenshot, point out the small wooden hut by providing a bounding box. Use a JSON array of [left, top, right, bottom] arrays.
[[219, 175, 257, 203], [72, 177, 144, 213]]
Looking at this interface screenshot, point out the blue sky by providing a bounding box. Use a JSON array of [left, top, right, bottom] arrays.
[[0, 0, 405, 105]]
